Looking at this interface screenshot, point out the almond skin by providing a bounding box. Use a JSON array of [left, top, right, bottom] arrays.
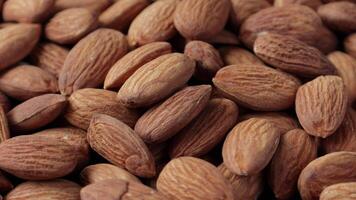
[[117, 53, 195, 108], [298, 151, 356, 200], [53, 0, 111, 14], [65, 88, 139, 130], [206, 30, 240, 45], [59, 28, 128, 95], [104, 42, 172, 90], [254, 32, 336, 77], [0, 107, 9, 144], [0, 92, 11, 113], [169, 98, 238, 158], [3, 0, 54, 23], [268, 129, 318, 199], [0, 65, 58, 101], [157, 157, 234, 200], [7, 94, 67, 132], [127, 0, 179, 47], [45, 8, 98, 45], [5, 179, 81, 200], [320, 182, 356, 200], [0, 24, 41, 71], [274, 0, 322, 10], [345, 33, 356, 59], [296, 75, 348, 138], [0, 135, 77, 180], [230, 0, 271, 28], [87, 114, 156, 178], [213, 64, 301, 111], [135, 85, 212, 144], [222, 118, 281, 175], [219, 47, 264, 65]]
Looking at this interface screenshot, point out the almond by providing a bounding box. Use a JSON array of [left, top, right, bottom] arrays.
[[53, 0, 111, 14], [0, 171, 13, 193], [59, 28, 128, 95], [213, 64, 301, 111], [5, 179, 81, 200], [230, 0, 271, 28], [206, 30, 240, 45], [127, 0, 179, 47], [298, 151, 356, 200], [0, 107, 10, 143], [222, 118, 281, 175], [65, 88, 139, 130], [99, 0, 149, 31], [268, 129, 318, 199], [135, 85, 211, 144], [0, 135, 77, 180], [296, 75, 348, 138], [219, 47, 264, 65], [0, 24, 41, 71], [104, 42, 172, 90], [157, 157, 234, 200], [345, 33, 356, 59], [274, 0, 322, 10], [0, 92, 10, 113], [254, 32, 336, 77], [117, 53, 195, 108], [87, 114, 156, 178], [45, 8, 98, 45], [0, 65, 58, 101], [169, 98, 238, 158], [80, 163, 140, 185], [320, 182, 356, 200], [3, 0, 54, 23], [7, 94, 67, 132]]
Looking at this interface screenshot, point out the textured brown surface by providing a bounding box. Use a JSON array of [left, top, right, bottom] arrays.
[[0, 107, 10, 143], [230, 0, 271, 28], [345, 33, 356, 59], [219, 47, 264, 66], [320, 182, 356, 200], [274, 0, 322, 9], [53, 0, 111, 14]]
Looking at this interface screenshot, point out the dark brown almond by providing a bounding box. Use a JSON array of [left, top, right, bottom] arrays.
[[0, 92, 11, 113], [230, 0, 271, 28], [206, 30, 240, 45], [0, 107, 10, 143]]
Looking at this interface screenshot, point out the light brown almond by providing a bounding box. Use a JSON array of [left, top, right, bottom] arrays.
[[274, 0, 322, 9], [320, 182, 356, 200], [219, 47, 264, 66], [53, 0, 111, 14], [345, 33, 356, 59], [0, 107, 10, 143]]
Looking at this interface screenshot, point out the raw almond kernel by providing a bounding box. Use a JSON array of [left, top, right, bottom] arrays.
[[320, 182, 356, 200], [157, 157, 234, 200], [317, 1, 356, 33], [53, 0, 111, 14], [0, 107, 10, 143], [296, 75, 348, 138], [230, 0, 271, 28], [254, 32, 336, 77], [345, 33, 356, 59], [174, 0, 230, 40], [268, 129, 318, 200], [274, 0, 322, 10], [184, 41, 224, 81], [169, 98, 238, 158], [0, 135, 77, 180], [0, 171, 13, 193], [0, 24, 41, 71], [5, 179, 81, 200], [104, 42, 172, 90], [65, 88, 139, 130], [127, 0, 180, 47], [222, 118, 281, 175], [3, 0, 54, 23], [213, 64, 301, 111], [0, 65, 58, 101], [29, 42, 69, 77], [298, 151, 356, 200], [99, 0, 149, 31], [59, 28, 128, 95], [87, 114, 156, 178], [80, 179, 167, 200], [7, 94, 67, 132], [135, 85, 212, 144], [322, 109, 356, 153], [219, 47, 264, 65], [218, 164, 264, 200], [327, 51, 356, 102], [117, 53, 195, 108], [80, 163, 140, 185], [45, 8, 98, 45]]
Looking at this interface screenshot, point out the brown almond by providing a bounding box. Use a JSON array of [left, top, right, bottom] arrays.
[[0, 135, 77, 180], [345, 33, 356, 59], [127, 0, 180, 47], [53, 0, 111, 14], [254, 32, 336, 77], [157, 157, 234, 200], [104, 42, 172, 90], [169, 98, 238, 158], [230, 0, 271, 28], [0, 65, 58, 101], [45, 8, 98, 45], [0, 24, 41, 71], [59, 28, 128, 95], [219, 47, 264, 66], [135, 85, 212, 144], [117, 53, 195, 108], [296, 75, 348, 138], [0, 107, 10, 143], [213, 64, 301, 111], [222, 118, 281, 175], [320, 182, 356, 200], [65, 88, 139, 130], [298, 151, 356, 200], [0, 171, 13, 193], [0, 92, 11, 113], [3, 0, 54, 23], [7, 94, 67, 132], [206, 30, 240, 45], [274, 0, 322, 10], [87, 114, 156, 178]]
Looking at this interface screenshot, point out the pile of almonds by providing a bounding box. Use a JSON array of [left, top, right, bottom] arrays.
[[0, 0, 355, 199]]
